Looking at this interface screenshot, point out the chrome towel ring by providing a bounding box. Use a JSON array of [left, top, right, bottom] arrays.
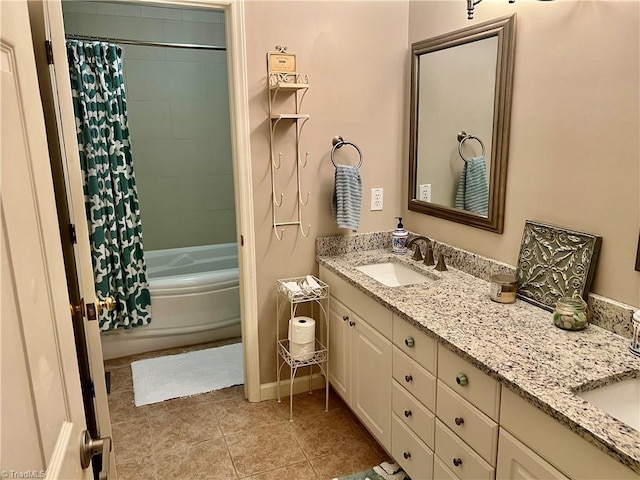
[[331, 136, 363, 168], [457, 131, 485, 162]]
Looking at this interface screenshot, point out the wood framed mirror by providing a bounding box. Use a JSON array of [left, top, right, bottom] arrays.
[[408, 15, 517, 233]]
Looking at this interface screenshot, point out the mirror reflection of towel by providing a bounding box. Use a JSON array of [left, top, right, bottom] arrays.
[[455, 156, 489, 215], [331, 165, 362, 231]]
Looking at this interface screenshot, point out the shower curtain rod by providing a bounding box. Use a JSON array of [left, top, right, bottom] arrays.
[[65, 34, 226, 51]]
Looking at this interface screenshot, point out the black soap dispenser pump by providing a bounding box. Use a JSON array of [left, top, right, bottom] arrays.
[[392, 217, 408, 254]]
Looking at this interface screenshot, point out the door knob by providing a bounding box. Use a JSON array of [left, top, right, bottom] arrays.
[[80, 430, 111, 479], [96, 296, 116, 313]]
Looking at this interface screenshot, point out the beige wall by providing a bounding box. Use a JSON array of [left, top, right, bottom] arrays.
[[245, 1, 408, 383], [63, 1, 235, 250], [405, 0, 640, 307]]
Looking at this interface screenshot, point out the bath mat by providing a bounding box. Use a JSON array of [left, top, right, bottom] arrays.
[[334, 462, 406, 480], [131, 343, 243, 406]]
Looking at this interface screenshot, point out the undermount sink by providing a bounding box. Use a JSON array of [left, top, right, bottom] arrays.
[[577, 376, 640, 431], [355, 262, 435, 287]]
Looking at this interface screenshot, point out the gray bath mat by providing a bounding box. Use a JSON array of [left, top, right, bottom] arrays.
[[131, 343, 243, 406]]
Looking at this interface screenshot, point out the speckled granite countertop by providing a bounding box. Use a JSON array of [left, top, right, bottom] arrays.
[[317, 248, 640, 473]]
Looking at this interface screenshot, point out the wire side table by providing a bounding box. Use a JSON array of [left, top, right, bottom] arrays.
[[276, 276, 329, 421]]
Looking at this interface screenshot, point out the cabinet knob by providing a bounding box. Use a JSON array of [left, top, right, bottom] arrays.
[[454, 417, 464, 426], [453, 458, 463, 467], [404, 336, 415, 347], [349, 321, 356, 327], [404, 410, 412, 418], [403, 452, 411, 460], [342, 315, 349, 322], [404, 375, 413, 383], [456, 373, 468, 386]]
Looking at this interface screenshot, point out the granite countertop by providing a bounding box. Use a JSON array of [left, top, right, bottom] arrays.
[[317, 248, 640, 474]]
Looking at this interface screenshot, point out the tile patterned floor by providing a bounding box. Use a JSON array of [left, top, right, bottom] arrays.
[[106, 342, 389, 479]]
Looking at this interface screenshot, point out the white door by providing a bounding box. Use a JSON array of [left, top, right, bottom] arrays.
[[31, 2, 116, 475], [351, 316, 392, 451], [1, 1, 96, 478], [327, 297, 351, 401]]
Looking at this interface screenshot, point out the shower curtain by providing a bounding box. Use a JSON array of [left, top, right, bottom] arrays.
[[66, 40, 151, 331]]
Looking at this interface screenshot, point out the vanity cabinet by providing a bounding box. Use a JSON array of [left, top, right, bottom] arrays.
[[499, 387, 640, 480], [319, 264, 640, 480], [320, 267, 392, 451]]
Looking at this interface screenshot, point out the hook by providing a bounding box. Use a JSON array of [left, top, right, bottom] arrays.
[[299, 151, 309, 168], [273, 192, 284, 207], [299, 190, 310, 206], [299, 223, 311, 237], [274, 226, 285, 240], [272, 152, 282, 169]]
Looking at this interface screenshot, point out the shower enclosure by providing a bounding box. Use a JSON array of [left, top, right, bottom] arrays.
[[62, 1, 240, 358]]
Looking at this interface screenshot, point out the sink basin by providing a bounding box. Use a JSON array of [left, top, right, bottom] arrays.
[[355, 262, 435, 287], [578, 377, 640, 431]]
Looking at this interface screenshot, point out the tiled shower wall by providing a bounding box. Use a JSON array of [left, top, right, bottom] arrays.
[[62, 1, 236, 250]]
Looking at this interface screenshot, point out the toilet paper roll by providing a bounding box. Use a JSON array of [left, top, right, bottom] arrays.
[[290, 341, 315, 361], [288, 316, 316, 344]]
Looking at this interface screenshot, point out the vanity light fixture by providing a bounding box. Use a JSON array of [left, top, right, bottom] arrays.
[[466, 0, 553, 20]]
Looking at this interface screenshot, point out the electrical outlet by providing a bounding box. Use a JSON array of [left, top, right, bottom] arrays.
[[371, 188, 383, 211], [419, 184, 432, 202]]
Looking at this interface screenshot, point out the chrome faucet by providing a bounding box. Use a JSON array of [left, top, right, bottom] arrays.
[[407, 236, 435, 266]]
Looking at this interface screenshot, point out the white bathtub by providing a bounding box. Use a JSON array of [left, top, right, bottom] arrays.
[[101, 243, 241, 360]]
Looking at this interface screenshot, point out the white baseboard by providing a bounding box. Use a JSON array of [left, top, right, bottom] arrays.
[[259, 373, 327, 401]]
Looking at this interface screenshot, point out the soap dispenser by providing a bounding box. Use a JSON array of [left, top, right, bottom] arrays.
[[392, 217, 408, 254]]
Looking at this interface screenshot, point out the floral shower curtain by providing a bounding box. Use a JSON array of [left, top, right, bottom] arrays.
[[66, 41, 151, 331]]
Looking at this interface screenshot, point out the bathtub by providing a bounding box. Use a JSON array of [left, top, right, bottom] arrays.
[[101, 243, 242, 360]]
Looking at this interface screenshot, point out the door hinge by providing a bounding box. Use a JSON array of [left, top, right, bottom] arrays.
[[240, 235, 244, 246], [69, 223, 77, 244], [45, 40, 54, 65], [89, 379, 95, 398]]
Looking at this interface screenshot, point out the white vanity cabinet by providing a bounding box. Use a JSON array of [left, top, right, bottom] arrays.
[[499, 387, 640, 480], [318, 264, 640, 480], [320, 266, 393, 451]]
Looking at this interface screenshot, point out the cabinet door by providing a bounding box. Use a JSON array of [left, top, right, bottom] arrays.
[[328, 296, 351, 402], [496, 429, 569, 480], [351, 315, 392, 450]]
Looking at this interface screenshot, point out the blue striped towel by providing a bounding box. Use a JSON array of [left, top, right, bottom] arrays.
[[331, 165, 362, 231], [454, 156, 489, 215]]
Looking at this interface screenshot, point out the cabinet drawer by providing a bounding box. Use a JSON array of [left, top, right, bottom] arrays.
[[392, 380, 435, 449], [436, 381, 498, 466], [437, 346, 500, 421], [435, 420, 494, 480], [434, 455, 460, 480], [496, 428, 569, 480], [392, 314, 437, 374], [392, 414, 434, 480], [320, 266, 391, 338], [393, 347, 436, 411]]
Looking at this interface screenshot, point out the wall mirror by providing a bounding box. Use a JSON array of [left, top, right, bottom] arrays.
[[408, 15, 516, 233]]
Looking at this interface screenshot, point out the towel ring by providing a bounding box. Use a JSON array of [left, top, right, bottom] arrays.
[[331, 136, 363, 169], [457, 131, 485, 162]]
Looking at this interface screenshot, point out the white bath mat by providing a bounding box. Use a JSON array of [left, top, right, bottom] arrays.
[[131, 343, 243, 407]]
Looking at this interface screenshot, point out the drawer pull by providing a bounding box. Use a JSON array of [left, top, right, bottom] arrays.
[[456, 373, 468, 386], [349, 321, 356, 327], [453, 458, 463, 467], [404, 374, 413, 383], [342, 315, 349, 322], [404, 336, 415, 347], [403, 452, 411, 460], [404, 410, 412, 418], [454, 417, 464, 426]]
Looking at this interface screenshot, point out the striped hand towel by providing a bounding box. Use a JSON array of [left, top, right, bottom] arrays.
[[331, 165, 362, 231], [454, 156, 489, 215]]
